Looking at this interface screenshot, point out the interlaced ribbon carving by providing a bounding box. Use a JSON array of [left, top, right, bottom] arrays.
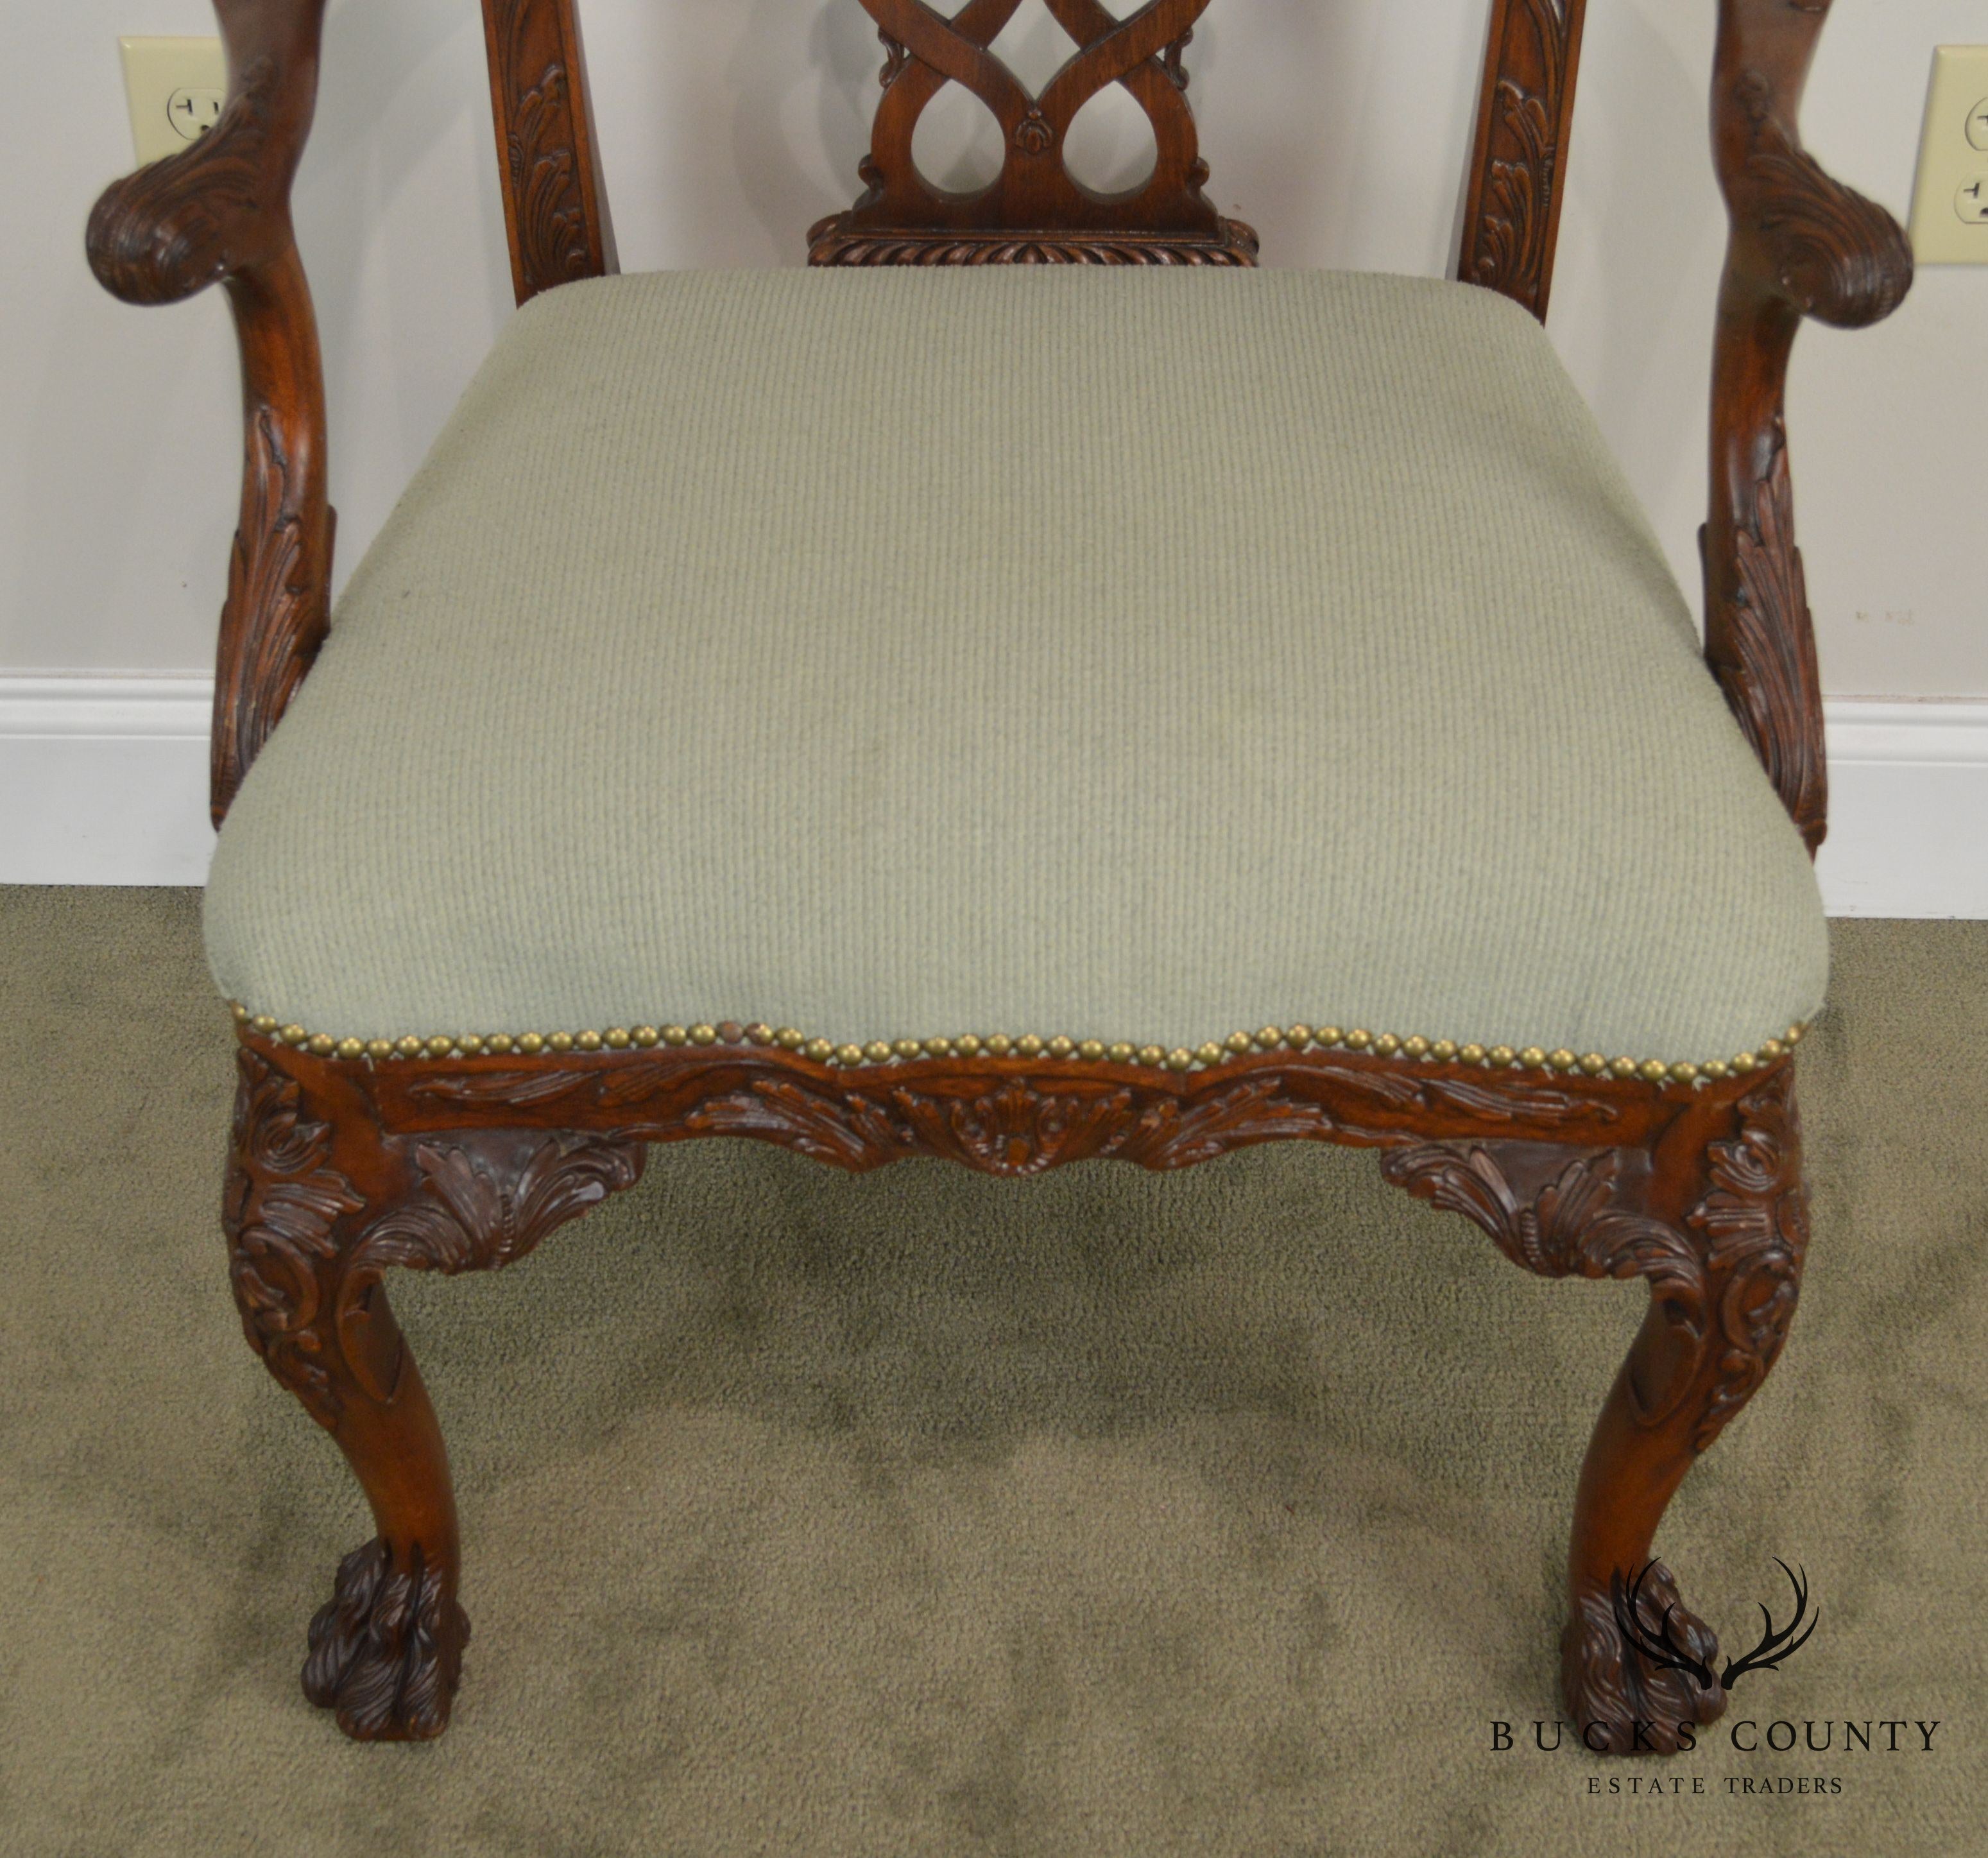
[[818, 0, 1251, 257]]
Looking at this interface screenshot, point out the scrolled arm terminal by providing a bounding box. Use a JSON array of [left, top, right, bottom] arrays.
[[87, 54, 292, 306]]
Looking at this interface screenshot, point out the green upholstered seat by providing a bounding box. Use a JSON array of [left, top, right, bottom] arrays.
[[202, 266, 1825, 1072]]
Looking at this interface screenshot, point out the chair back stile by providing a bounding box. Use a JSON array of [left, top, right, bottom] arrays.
[[479, 0, 616, 304], [1461, 0, 1590, 319], [477, 0, 1587, 306]]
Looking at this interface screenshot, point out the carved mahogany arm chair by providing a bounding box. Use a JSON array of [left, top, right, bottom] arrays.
[[87, 0, 1910, 1750]]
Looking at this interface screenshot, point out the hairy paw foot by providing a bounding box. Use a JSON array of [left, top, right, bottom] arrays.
[[1561, 1560, 1725, 1755], [302, 1538, 470, 1741]]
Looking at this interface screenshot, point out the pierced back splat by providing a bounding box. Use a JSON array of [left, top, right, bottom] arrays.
[[808, 0, 1258, 265]]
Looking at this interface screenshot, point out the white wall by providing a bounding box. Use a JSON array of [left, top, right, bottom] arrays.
[[3, 0, 1983, 698]]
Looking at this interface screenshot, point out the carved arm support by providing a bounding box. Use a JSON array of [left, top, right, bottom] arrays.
[[1703, 0, 1912, 852], [86, 0, 331, 828]]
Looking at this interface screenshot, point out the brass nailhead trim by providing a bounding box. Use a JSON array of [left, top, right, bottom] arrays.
[[223, 1002, 1808, 1091]]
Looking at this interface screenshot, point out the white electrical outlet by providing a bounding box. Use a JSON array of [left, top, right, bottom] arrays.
[[1909, 47, 1988, 264], [119, 36, 228, 166]]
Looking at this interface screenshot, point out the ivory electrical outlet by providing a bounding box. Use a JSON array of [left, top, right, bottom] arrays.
[[118, 36, 227, 166], [1909, 47, 1988, 264]]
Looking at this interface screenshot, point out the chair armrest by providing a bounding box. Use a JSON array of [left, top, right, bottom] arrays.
[[86, 1, 331, 828], [1702, 0, 1912, 854]]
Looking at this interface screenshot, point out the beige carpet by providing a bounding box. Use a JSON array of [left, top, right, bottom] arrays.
[[1, 890, 1983, 1857]]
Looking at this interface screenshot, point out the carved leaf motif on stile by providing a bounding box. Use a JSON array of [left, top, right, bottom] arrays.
[[85, 56, 279, 305], [1478, 82, 1551, 292], [508, 62, 590, 292], [1466, 0, 1573, 314], [223, 1049, 363, 1427], [492, 1, 594, 295]]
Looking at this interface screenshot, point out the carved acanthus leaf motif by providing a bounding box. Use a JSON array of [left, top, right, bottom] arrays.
[[406, 1066, 599, 1110], [1685, 1066, 1806, 1449], [393, 1046, 1626, 1177], [224, 1049, 363, 1427], [1384, 1066, 1808, 1452], [1476, 80, 1552, 300], [1380, 1142, 1708, 1425], [1707, 430, 1826, 852], [684, 1073, 1337, 1176], [352, 1133, 645, 1278], [213, 404, 330, 823], [486, 0, 597, 300], [896, 1080, 1138, 1174], [1115, 1077, 1338, 1169], [320, 1130, 644, 1407], [1380, 1145, 1702, 1296], [1734, 71, 1914, 330], [1373, 1071, 1622, 1129], [85, 56, 281, 305], [683, 1077, 907, 1168], [506, 60, 590, 295], [1464, 0, 1574, 316]]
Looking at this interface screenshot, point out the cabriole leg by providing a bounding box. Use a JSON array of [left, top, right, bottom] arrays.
[[221, 1044, 643, 1739], [1382, 1063, 1808, 1755], [1561, 1068, 1807, 1753]]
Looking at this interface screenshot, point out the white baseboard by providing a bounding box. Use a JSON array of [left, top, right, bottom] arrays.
[[0, 676, 214, 885], [2, 678, 1984, 915], [1813, 699, 1988, 917]]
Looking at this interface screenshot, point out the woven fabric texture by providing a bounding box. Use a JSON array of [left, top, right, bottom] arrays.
[[203, 266, 1826, 1062]]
